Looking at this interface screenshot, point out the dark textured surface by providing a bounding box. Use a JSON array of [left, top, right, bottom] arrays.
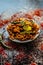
[[0, 19, 43, 65]]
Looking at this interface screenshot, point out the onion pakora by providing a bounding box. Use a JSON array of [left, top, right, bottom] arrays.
[[7, 18, 40, 41]]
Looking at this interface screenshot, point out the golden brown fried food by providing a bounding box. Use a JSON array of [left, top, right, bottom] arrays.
[[7, 18, 40, 41]]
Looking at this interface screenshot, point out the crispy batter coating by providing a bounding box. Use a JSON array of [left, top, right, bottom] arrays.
[[7, 18, 40, 41]]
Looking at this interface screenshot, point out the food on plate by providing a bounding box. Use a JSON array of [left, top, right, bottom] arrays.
[[7, 18, 40, 41]]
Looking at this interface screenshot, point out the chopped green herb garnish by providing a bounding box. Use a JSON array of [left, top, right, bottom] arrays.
[[30, 20, 34, 24], [11, 21, 20, 24], [20, 21, 26, 26], [20, 31, 33, 34]]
